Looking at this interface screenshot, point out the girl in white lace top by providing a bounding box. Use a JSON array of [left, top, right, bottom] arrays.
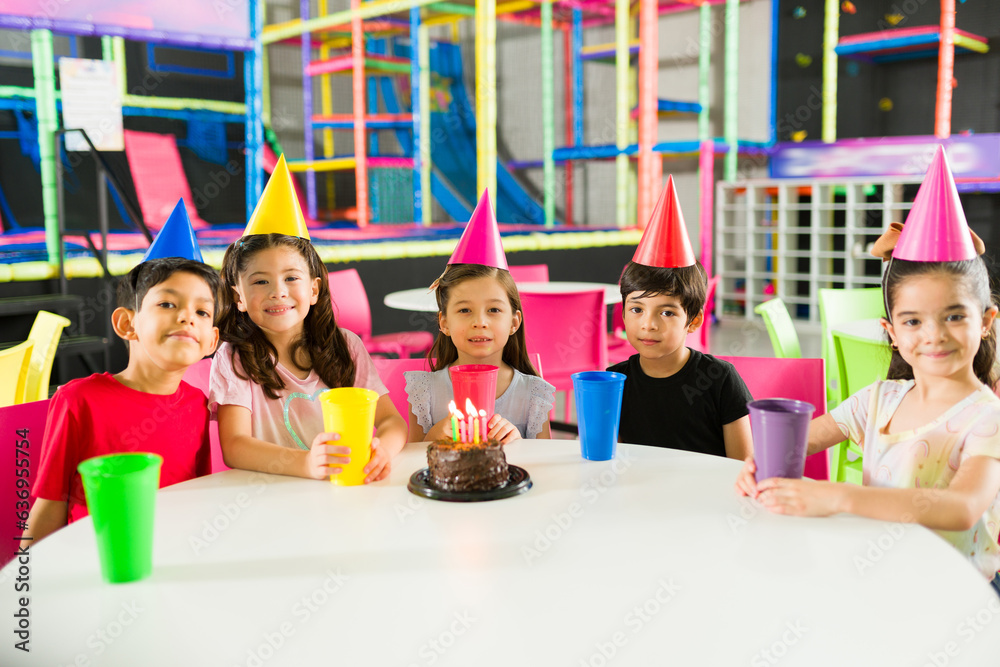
[[405, 264, 555, 442]]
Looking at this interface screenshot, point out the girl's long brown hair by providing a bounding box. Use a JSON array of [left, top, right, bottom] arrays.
[[883, 257, 998, 388], [428, 264, 539, 376], [219, 234, 355, 399]]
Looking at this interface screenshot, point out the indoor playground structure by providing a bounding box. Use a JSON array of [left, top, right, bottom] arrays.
[[0, 0, 999, 368]]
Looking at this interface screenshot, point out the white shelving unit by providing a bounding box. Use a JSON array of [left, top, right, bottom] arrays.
[[715, 176, 923, 322]]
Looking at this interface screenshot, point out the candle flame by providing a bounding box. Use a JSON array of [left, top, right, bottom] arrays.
[[465, 398, 477, 418]]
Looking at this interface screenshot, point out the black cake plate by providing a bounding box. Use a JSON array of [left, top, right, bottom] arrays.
[[407, 465, 532, 502]]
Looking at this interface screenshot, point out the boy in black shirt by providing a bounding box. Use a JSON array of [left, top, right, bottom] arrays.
[[607, 177, 753, 459]]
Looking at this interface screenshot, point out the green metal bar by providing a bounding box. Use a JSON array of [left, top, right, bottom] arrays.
[[724, 0, 739, 180], [0, 86, 36, 98], [615, 0, 629, 228], [419, 21, 432, 225], [361, 57, 410, 73], [432, 2, 477, 16], [541, 0, 554, 227], [822, 0, 838, 142], [698, 2, 710, 143], [112, 37, 127, 98], [262, 0, 447, 44], [121, 96, 246, 114], [32, 30, 59, 266]]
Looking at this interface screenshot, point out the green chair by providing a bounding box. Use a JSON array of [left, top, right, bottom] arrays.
[[754, 298, 802, 358], [818, 287, 885, 402], [830, 329, 892, 485]]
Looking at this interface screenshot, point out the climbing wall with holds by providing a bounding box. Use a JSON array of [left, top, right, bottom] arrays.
[[777, 0, 1000, 141]]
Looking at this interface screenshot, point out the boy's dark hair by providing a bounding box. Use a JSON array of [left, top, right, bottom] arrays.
[[219, 233, 356, 400], [117, 257, 223, 323], [618, 260, 708, 324], [883, 257, 998, 388], [428, 263, 540, 377]]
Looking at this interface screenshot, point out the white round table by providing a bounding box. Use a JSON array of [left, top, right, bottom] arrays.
[[3, 440, 998, 666], [384, 281, 621, 312]]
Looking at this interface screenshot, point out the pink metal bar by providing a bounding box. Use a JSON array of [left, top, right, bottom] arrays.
[[936, 0, 956, 138]]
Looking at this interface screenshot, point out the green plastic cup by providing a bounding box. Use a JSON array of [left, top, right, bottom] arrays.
[[77, 453, 162, 584]]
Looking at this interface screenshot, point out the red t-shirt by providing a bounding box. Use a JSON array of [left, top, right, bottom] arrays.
[[34, 373, 211, 523]]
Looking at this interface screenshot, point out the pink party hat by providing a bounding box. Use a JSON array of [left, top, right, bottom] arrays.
[[447, 190, 509, 270], [893, 146, 976, 262], [632, 176, 696, 268], [142, 199, 204, 263]]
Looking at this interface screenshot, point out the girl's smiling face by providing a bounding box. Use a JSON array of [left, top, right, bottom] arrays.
[[439, 276, 521, 364], [883, 272, 997, 383], [233, 246, 321, 343]]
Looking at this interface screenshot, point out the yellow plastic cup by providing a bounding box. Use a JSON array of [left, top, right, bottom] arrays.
[[319, 387, 378, 486]]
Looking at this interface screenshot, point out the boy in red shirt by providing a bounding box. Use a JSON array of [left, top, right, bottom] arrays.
[[23, 253, 221, 545]]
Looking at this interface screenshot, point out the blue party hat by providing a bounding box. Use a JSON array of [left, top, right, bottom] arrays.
[[142, 199, 204, 263]]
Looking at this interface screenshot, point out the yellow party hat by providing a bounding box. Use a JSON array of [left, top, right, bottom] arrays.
[[242, 154, 310, 239]]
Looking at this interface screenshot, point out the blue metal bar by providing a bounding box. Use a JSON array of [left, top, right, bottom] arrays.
[[769, 0, 778, 146], [410, 7, 422, 223], [572, 9, 583, 147], [313, 119, 414, 129], [367, 37, 380, 156], [245, 0, 264, 219]]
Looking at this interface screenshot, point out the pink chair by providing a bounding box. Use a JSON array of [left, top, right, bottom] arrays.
[[607, 301, 631, 365], [508, 264, 550, 283], [687, 274, 720, 353], [328, 268, 434, 358], [715, 355, 829, 481], [182, 358, 229, 474], [371, 357, 434, 420], [520, 289, 607, 422], [1, 398, 49, 567]]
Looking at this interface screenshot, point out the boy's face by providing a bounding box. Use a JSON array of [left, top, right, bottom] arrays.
[[622, 291, 702, 365], [116, 271, 219, 373]]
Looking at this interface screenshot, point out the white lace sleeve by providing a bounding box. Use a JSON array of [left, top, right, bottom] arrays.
[[404, 370, 434, 434], [524, 375, 556, 439]]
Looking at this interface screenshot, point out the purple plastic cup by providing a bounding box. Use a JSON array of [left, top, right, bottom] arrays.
[[748, 398, 814, 482]]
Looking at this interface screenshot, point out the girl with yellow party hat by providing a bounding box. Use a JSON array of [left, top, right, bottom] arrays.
[[736, 147, 1000, 597], [209, 156, 407, 483]]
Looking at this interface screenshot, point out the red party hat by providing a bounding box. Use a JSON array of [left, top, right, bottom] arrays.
[[447, 190, 509, 270], [632, 176, 696, 268], [893, 146, 976, 262]]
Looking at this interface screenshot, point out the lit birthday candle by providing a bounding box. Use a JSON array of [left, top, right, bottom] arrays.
[[465, 399, 477, 444], [448, 400, 460, 442], [479, 409, 487, 441]]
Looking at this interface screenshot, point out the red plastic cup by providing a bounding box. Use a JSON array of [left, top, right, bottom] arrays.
[[449, 364, 498, 419]]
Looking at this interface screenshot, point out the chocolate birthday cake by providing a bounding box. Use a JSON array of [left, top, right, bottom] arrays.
[[427, 439, 508, 492]]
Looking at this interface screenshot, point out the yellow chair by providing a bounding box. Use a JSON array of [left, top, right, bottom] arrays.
[[0, 341, 35, 408], [25, 311, 72, 402]]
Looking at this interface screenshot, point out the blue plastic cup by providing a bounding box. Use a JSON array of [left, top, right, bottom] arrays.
[[572, 371, 626, 461]]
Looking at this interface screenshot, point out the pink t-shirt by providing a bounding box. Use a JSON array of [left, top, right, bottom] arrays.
[[208, 330, 387, 450]]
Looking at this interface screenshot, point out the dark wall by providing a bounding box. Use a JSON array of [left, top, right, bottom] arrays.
[[777, 0, 1000, 141], [0, 37, 247, 233]]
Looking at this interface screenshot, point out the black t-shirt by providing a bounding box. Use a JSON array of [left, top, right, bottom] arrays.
[[607, 351, 753, 457]]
